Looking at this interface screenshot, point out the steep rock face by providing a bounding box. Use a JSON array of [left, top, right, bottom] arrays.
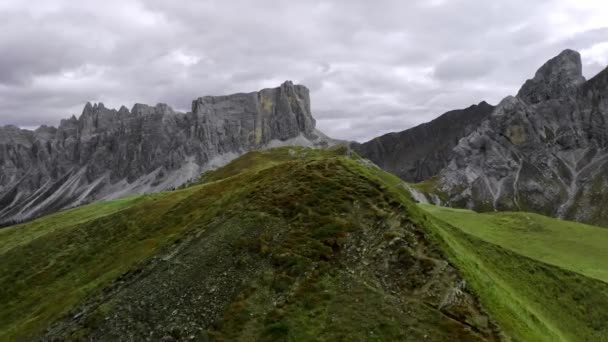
[[517, 49, 586, 104], [351, 102, 494, 182], [0, 81, 332, 225], [438, 50, 608, 225]]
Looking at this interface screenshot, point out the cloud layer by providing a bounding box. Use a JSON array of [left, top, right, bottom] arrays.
[[1, 0, 607, 141]]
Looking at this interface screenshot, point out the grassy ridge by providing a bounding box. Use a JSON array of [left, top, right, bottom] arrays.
[[420, 204, 608, 284], [420, 204, 608, 341], [0, 147, 362, 340], [2, 147, 500, 341], [202, 150, 498, 341]]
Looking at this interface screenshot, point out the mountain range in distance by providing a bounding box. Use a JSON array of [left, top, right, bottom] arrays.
[[2, 49, 608, 228], [354, 49, 608, 227], [0, 82, 337, 226]]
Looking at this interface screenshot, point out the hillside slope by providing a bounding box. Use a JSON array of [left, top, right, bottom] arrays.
[[3, 146, 608, 341], [0, 147, 499, 341], [420, 205, 608, 341], [420, 204, 608, 283]]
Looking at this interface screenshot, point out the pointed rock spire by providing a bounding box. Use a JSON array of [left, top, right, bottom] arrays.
[[82, 102, 94, 116], [517, 49, 586, 104], [118, 105, 130, 116]]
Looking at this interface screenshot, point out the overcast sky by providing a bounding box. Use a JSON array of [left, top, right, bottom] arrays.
[[1, 0, 607, 142]]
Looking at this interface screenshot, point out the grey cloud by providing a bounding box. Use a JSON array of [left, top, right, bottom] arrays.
[[319, 107, 431, 142], [585, 62, 607, 80], [0, 0, 607, 142], [433, 53, 495, 81], [558, 27, 608, 50]]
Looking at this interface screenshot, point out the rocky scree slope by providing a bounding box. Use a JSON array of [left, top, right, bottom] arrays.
[[352, 101, 495, 183], [1, 147, 501, 341], [0, 81, 333, 226], [435, 49, 608, 226]]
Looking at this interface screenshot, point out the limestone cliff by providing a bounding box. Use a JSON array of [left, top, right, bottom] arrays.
[[437, 50, 608, 226], [0, 81, 333, 225]]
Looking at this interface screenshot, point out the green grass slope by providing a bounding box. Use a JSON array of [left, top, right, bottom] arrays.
[[420, 204, 608, 284], [0, 188, 200, 340], [420, 204, 608, 341], [0, 194, 148, 255], [0, 147, 499, 341]]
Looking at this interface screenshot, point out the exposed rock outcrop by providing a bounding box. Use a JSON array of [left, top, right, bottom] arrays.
[[438, 50, 608, 226], [0, 81, 334, 225], [517, 49, 586, 104]]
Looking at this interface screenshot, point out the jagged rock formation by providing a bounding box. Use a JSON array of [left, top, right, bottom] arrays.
[[517, 49, 587, 104], [437, 50, 608, 226], [352, 102, 495, 182], [0, 81, 333, 225]]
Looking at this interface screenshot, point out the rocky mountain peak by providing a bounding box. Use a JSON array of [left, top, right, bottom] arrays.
[[131, 103, 176, 116], [517, 49, 586, 104], [433, 50, 608, 226], [281, 79, 294, 87], [0, 82, 334, 226], [192, 81, 316, 141], [0, 125, 32, 144], [118, 105, 130, 115]]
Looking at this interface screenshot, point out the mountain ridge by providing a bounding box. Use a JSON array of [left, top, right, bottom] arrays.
[[436, 50, 608, 225], [356, 49, 608, 227], [0, 81, 335, 226], [351, 101, 495, 182]]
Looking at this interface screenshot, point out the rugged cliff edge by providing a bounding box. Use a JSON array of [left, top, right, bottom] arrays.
[[0, 81, 334, 225], [437, 50, 608, 226]]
